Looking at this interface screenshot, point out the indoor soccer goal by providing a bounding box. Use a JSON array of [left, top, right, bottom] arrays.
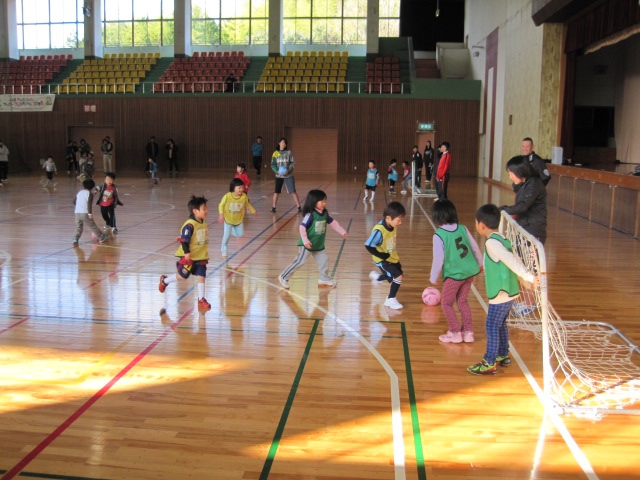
[[499, 212, 640, 418], [410, 161, 437, 197]]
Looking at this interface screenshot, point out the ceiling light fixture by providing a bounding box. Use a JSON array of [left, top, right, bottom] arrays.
[[435, 0, 440, 17]]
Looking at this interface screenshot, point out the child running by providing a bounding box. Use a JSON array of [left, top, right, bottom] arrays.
[[430, 199, 483, 343], [234, 162, 252, 197], [387, 158, 398, 195], [159, 195, 212, 312], [401, 160, 411, 194], [218, 178, 256, 258], [467, 204, 538, 375], [72, 178, 109, 246], [42, 155, 57, 188], [94, 172, 124, 233], [278, 189, 348, 289], [148, 157, 159, 185], [365, 201, 406, 309], [363, 160, 379, 202]]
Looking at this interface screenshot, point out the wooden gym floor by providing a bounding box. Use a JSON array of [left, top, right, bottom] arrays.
[[0, 171, 638, 480]]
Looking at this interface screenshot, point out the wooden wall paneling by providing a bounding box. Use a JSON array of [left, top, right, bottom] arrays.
[[0, 97, 479, 176], [591, 182, 614, 227], [611, 186, 638, 236], [546, 173, 559, 206], [557, 175, 576, 214], [573, 178, 592, 219]]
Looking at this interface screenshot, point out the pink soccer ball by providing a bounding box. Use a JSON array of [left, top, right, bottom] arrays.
[[422, 287, 441, 306]]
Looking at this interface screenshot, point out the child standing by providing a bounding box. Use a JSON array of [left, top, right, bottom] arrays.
[[72, 179, 109, 246], [94, 172, 124, 233], [430, 199, 483, 343], [234, 163, 252, 196], [365, 201, 406, 309], [387, 158, 398, 195], [159, 195, 212, 312], [279, 189, 348, 289], [218, 178, 256, 257], [467, 204, 537, 375], [363, 160, 379, 202], [42, 156, 57, 188], [401, 160, 412, 194], [148, 157, 159, 184]]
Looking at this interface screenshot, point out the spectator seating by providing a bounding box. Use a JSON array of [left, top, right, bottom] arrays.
[[153, 51, 250, 93], [0, 54, 72, 94], [256, 51, 348, 93], [55, 53, 159, 94], [365, 56, 401, 94]]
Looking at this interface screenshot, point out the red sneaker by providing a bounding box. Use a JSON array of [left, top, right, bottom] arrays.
[[158, 275, 167, 293], [198, 298, 211, 311]]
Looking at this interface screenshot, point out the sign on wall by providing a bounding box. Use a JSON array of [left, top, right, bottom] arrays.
[[0, 94, 55, 112]]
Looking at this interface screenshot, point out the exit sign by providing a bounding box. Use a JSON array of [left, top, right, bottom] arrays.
[[417, 122, 435, 131]]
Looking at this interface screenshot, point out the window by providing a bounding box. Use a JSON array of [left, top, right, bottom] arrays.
[[283, 0, 367, 45], [379, 0, 400, 37], [16, 0, 83, 49], [192, 0, 268, 46], [103, 0, 174, 47]]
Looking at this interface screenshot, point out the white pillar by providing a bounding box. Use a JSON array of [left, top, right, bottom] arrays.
[[0, 0, 18, 59], [268, 0, 282, 56], [366, 0, 380, 60], [174, 0, 191, 57], [83, 0, 103, 58]]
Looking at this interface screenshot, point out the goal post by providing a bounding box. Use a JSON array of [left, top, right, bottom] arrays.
[[499, 211, 640, 418]]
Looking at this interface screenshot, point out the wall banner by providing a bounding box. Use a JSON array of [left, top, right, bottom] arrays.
[[0, 94, 56, 112]]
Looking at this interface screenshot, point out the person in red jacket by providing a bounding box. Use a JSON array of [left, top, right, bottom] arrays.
[[435, 141, 451, 201]]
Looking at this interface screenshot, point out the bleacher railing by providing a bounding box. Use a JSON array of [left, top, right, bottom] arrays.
[[0, 81, 409, 95]]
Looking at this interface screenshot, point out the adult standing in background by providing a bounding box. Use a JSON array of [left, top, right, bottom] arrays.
[[251, 136, 264, 175], [423, 141, 434, 186], [270, 137, 301, 213], [435, 141, 451, 201], [520, 137, 551, 188], [166, 139, 179, 173], [411, 145, 423, 190], [0, 140, 9, 185], [101, 136, 114, 173], [145, 136, 159, 173]]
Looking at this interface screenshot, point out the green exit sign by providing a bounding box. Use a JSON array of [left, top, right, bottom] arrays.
[[418, 122, 435, 131]]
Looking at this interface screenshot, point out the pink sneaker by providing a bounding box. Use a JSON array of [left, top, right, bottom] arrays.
[[462, 331, 475, 343], [439, 331, 463, 343]]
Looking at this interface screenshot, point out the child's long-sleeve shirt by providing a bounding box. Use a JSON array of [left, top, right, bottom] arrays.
[[43, 160, 57, 173], [219, 192, 255, 225], [298, 208, 346, 250], [484, 234, 535, 304], [430, 223, 482, 284], [234, 171, 251, 194]]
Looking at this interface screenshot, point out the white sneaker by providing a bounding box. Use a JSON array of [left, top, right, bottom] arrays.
[[462, 331, 475, 343], [318, 279, 337, 287], [400, 190, 407, 195], [384, 297, 403, 310], [369, 198, 374, 203], [221, 251, 228, 258], [369, 271, 382, 282], [278, 275, 290, 289], [439, 331, 463, 343]]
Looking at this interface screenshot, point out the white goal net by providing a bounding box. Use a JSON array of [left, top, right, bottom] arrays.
[[499, 212, 640, 418]]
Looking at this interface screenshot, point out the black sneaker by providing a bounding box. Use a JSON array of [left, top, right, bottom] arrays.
[[271, 207, 276, 213], [297, 206, 302, 212]]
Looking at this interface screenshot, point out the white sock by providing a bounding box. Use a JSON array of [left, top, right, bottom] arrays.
[[197, 282, 205, 299], [370, 192, 375, 200], [164, 274, 178, 285]]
